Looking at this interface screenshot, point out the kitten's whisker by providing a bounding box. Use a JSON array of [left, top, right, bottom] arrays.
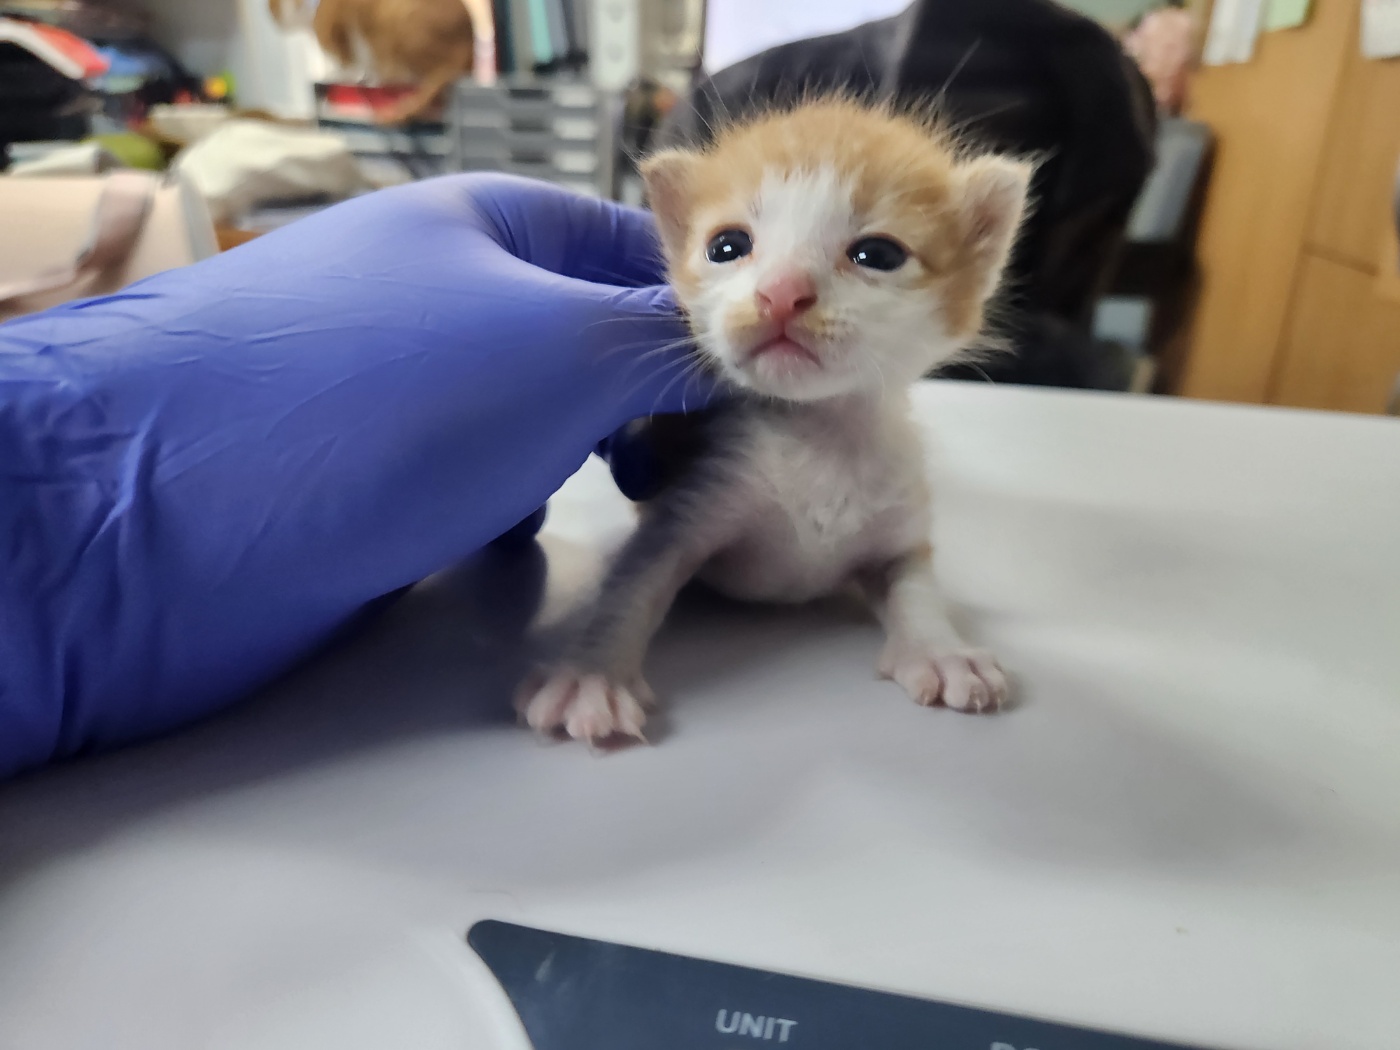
[[582, 316, 676, 337], [599, 337, 698, 371], [933, 39, 981, 113], [705, 77, 737, 134], [566, 257, 677, 296], [582, 301, 685, 325], [615, 349, 713, 411], [679, 369, 700, 414], [624, 337, 697, 359], [615, 354, 688, 407], [595, 344, 681, 370], [611, 352, 699, 395], [959, 359, 997, 385], [693, 99, 720, 139], [942, 100, 1026, 145], [864, 353, 891, 402], [651, 356, 708, 409], [592, 329, 694, 353], [579, 319, 688, 343], [611, 348, 699, 385]]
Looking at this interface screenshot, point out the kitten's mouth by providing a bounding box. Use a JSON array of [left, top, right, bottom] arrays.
[[746, 334, 821, 367]]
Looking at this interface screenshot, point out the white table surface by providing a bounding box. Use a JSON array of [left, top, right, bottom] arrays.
[[2, 382, 1398, 1050]]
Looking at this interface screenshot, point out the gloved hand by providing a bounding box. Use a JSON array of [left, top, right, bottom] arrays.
[[0, 174, 711, 777]]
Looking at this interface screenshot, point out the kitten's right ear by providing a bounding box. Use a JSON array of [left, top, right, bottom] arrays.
[[640, 150, 699, 259], [957, 155, 1033, 300]]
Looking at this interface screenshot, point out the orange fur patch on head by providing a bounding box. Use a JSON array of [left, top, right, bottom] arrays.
[[642, 97, 1031, 345]]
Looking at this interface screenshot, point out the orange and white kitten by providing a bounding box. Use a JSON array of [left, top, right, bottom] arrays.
[[517, 99, 1032, 744]]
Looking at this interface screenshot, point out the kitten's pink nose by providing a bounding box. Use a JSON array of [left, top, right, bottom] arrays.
[[755, 271, 817, 325]]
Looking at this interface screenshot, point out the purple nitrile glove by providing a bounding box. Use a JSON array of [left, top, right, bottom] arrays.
[[0, 173, 712, 777]]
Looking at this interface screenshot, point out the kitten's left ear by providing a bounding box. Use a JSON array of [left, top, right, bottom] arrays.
[[958, 156, 1033, 294]]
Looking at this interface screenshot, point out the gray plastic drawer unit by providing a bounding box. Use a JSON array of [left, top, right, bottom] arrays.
[[451, 79, 604, 196]]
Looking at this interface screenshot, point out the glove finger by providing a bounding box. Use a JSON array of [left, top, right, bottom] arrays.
[[464, 174, 670, 286]]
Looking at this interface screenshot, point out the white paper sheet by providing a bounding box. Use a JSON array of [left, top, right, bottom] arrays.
[[702, 0, 908, 72], [1362, 0, 1400, 58], [1203, 0, 1267, 64]]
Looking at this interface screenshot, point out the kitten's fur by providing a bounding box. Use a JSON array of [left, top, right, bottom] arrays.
[[518, 99, 1031, 744], [270, 0, 474, 125]]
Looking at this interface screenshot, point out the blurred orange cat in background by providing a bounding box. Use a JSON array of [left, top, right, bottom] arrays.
[[270, 0, 478, 124]]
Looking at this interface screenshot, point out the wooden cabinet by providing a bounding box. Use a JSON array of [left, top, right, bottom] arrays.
[[1174, 0, 1400, 414]]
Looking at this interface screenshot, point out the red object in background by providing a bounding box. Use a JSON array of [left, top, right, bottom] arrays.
[[0, 16, 109, 79], [321, 82, 434, 121]]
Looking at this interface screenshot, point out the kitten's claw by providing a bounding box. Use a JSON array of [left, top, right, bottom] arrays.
[[515, 668, 652, 745], [878, 643, 1007, 713]]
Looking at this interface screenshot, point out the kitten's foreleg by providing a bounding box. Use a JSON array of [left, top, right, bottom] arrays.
[[862, 545, 1007, 713], [517, 492, 733, 743]]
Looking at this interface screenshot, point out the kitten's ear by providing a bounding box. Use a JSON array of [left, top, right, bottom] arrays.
[[641, 150, 700, 259], [958, 156, 1032, 293]]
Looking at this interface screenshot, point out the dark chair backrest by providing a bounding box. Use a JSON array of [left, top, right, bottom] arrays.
[[1126, 119, 1213, 246]]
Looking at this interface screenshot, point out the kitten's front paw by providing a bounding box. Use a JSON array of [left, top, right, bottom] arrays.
[[514, 668, 654, 745], [878, 643, 1007, 713]]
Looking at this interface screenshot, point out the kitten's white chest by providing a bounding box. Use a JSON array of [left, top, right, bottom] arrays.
[[699, 396, 931, 602]]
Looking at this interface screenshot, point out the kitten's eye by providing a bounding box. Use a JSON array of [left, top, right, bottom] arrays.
[[706, 228, 753, 264], [848, 236, 909, 272]]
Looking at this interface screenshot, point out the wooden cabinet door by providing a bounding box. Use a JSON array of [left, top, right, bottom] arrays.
[[1273, 41, 1400, 414], [1271, 252, 1400, 413]]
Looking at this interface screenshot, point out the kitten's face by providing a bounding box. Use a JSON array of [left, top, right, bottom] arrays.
[[643, 101, 1031, 402]]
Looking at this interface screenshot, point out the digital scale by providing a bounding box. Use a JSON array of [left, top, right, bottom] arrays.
[[467, 920, 1206, 1049], [1, 386, 1396, 1050]]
